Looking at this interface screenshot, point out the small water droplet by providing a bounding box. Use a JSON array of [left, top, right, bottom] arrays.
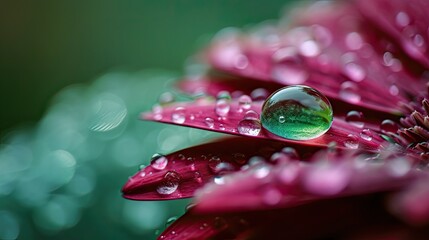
[[339, 81, 361, 103], [219, 124, 225, 130], [194, 171, 202, 183], [238, 95, 252, 111], [396, 12, 410, 28], [278, 115, 285, 123], [217, 91, 231, 101], [345, 111, 364, 128], [156, 171, 181, 195], [360, 129, 373, 141], [158, 92, 175, 105], [215, 99, 230, 117], [248, 156, 264, 166], [208, 156, 221, 173], [151, 153, 168, 170], [270, 152, 288, 164], [261, 85, 333, 140], [250, 88, 269, 101], [232, 153, 246, 165], [139, 164, 146, 170], [299, 40, 320, 57], [281, 147, 299, 159], [214, 162, 235, 174], [380, 119, 398, 134], [343, 62, 365, 82], [171, 107, 186, 124], [237, 119, 261, 136], [165, 216, 178, 228], [214, 176, 225, 185], [205, 117, 214, 128], [152, 104, 163, 120], [244, 110, 259, 120], [344, 134, 359, 149], [177, 154, 185, 160]]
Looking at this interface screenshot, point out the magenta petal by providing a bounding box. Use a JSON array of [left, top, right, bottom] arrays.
[[194, 158, 425, 213], [122, 137, 318, 200], [390, 177, 429, 225], [143, 100, 385, 151], [356, 0, 429, 69], [205, 1, 425, 115], [160, 194, 418, 239]]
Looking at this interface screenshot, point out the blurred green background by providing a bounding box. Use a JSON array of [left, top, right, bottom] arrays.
[[0, 1, 294, 239]]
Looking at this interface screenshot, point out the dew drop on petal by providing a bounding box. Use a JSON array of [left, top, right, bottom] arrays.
[[260, 85, 333, 140], [205, 117, 215, 128], [150, 153, 168, 170], [158, 92, 175, 105], [171, 107, 186, 124], [360, 129, 373, 141], [215, 99, 230, 117], [344, 134, 359, 149], [339, 81, 361, 103], [396, 11, 410, 28], [380, 119, 398, 134], [214, 162, 235, 174], [156, 171, 181, 195], [343, 62, 365, 82], [238, 95, 252, 111], [345, 110, 364, 128], [250, 88, 269, 101], [237, 119, 262, 136], [216, 91, 231, 101]]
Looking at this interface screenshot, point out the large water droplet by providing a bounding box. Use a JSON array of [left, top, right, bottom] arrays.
[[151, 154, 168, 170], [171, 107, 186, 124], [345, 110, 364, 128], [156, 171, 180, 195], [215, 99, 230, 117], [260, 85, 333, 140]]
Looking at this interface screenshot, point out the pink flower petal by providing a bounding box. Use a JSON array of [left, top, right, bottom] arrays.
[[205, 1, 425, 115], [143, 100, 385, 151], [390, 176, 429, 225], [194, 157, 425, 213], [160, 193, 421, 239], [122, 137, 318, 200], [356, 0, 429, 69]]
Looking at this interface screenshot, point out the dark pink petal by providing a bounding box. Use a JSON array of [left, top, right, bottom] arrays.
[[194, 156, 426, 213], [205, 1, 426, 115], [161, 194, 427, 239], [122, 137, 318, 200], [356, 0, 429, 69], [143, 100, 385, 151], [390, 176, 429, 225]]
